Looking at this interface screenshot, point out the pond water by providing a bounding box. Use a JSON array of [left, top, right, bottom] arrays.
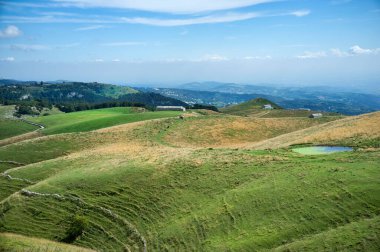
[[292, 146, 353, 155]]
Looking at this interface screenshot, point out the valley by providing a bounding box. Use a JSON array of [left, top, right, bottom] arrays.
[[0, 100, 379, 251]]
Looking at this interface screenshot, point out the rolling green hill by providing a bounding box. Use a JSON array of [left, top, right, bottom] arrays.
[[0, 105, 39, 140], [221, 98, 282, 116], [0, 233, 95, 252], [30, 107, 183, 135], [0, 109, 379, 251]]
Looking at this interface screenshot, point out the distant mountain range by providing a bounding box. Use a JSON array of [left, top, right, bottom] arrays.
[[2, 79, 379, 115], [0, 80, 187, 107], [139, 82, 380, 115]]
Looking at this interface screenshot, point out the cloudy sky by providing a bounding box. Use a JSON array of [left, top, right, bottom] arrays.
[[0, 0, 379, 87]]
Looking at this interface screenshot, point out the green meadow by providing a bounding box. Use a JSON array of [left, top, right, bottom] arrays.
[[0, 108, 379, 251], [30, 107, 183, 135]]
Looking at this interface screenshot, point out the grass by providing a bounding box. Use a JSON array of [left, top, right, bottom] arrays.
[[0, 233, 95, 252], [247, 111, 380, 150], [0, 105, 39, 140], [30, 107, 183, 135], [0, 105, 15, 118], [221, 98, 282, 116], [0, 119, 38, 140], [0, 112, 379, 251], [158, 115, 338, 147]]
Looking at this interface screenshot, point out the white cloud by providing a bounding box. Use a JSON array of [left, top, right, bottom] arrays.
[[180, 30, 188, 36], [94, 59, 104, 62], [330, 48, 350, 57], [121, 12, 261, 26], [244, 55, 272, 60], [10, 44, 50, 51], [199, 54, 229, 62], [100, 42, 147, 46], [297, 51, 327, 59], [0, 57, 15, 62], [0, 25, 22, 38], [330, 45, 380, 57], [349, 45, 379, 55], [112, 59, 121, 62], [75, 25, 107, 31], [53, 0, 275, 14], [2, 9, 310, 27], [290, 10, 310, 17]]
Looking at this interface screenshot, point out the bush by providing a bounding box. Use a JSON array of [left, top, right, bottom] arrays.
[[61, 215, 88, 243]]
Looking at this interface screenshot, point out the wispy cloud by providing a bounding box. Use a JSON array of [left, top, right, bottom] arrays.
[[52, 0, 276, 14], [244, 55, 272, 60], [9, 44, 50, 51], [0, 56, 15, 62], [296, 51, 327, 59], [290, 10, 310, 17], [120, 10, 309, 26], [0, 25, 22, 38], [198, 54, 229, 62], [331, 45, 380, 57], [2, 9, 310, 27], [100, 42, 147, 46], [75, 25, 108, 31], [349, 45, 379, 55]]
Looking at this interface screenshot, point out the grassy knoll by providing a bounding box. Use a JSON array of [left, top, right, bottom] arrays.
[[246, 111, 380, 150], [158, 115, 338, 147], [30, 107, 183, 135], [0, 233, 95, 252], [0, 105, 40, 140], [0, 105, 15, 118], [260, 109, 341, 118], [0, 119, 38, 140], [221, 98, 282, 116], [0, 113, 379, 251], [273, 216, 380, 251]]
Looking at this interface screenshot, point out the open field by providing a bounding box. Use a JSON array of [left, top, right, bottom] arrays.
[[245, 111, 380, 149], [159, 115, 339, 147], [220, 98, 282, 117], [0, 233, 95, 252], [0, 119, 39, 140], [0, 111, 379, 251], [0, 105, 40, 140], [29, 107, 183, 135]]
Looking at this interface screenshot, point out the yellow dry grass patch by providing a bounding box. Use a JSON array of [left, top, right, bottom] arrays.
[[162, 116, 335, 148], [245, 111, 380, 149], [0, 232, 95, 252]]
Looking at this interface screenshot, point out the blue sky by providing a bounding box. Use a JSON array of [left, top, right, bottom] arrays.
[[0, 0, 379, 88]]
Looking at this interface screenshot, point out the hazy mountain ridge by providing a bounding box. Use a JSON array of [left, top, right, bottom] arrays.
[[170, 82, 380, 115], [0, 80, 187, 108]]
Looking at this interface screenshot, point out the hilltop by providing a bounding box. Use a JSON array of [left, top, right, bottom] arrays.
[[221, 98, 282, 116], [0, 80, 188, 111]]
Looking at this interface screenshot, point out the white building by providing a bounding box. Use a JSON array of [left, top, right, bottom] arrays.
[[309, 113, 323, 118], [263, 104, 273, 110], [156, 106, 186, 111]]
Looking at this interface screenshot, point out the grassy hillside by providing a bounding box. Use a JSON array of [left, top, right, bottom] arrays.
[[30, 107, 183, 135], [0, 105, 39, 140], [246, 111, 380, 149], [159, 115, 338, 147], [0, 113, 379, 251], [0, 120, 38, 140], [221, 98, 282, 116], [0, 233, 95, 252]]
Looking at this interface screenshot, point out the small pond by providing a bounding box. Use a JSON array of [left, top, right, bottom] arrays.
[[292, 146, 353, 155]]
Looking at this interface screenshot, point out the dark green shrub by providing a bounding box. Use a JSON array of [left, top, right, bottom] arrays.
[[61, 215, 88, 243]]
